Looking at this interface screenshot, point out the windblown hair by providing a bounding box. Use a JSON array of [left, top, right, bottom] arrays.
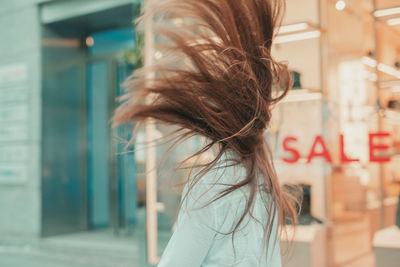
[[113, 0, 297, 259]]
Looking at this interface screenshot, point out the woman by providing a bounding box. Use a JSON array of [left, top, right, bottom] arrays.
[[113, 0, 297, 266]]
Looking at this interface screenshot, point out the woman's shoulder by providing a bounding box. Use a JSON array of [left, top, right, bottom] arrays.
[[182, 157, 247, 200]]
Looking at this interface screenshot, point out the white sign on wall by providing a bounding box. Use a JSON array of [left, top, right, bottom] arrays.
[[0, 164, 27, 184], [0, 123, 29, 142], [0, 87, 29, 103], [0, 62, 30, 184], [0, 105, 28, 122], [0, 63, 28, 86], [0, 145, 28, 161]]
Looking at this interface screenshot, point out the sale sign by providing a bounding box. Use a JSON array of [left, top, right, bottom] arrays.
[[282, 132, 392, 164]]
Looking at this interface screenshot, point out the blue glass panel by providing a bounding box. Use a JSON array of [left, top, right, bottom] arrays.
[[87, 61, 110, 228], [42, 64, 85, 235]]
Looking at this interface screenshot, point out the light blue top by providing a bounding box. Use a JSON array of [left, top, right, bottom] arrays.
[[158, 156, 282, 267]]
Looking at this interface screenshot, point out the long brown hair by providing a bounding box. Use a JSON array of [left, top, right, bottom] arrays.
[[113, 0, 297, 259]]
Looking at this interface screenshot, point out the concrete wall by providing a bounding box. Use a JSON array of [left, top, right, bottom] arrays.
[[0, 0, 139, 237], [0, 0, 44, 237]]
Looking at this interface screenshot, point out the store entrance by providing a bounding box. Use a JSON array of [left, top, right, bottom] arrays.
[[41, 2, 141, 236]]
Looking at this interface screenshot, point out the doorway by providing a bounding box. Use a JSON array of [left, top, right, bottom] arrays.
[[41, 3, 141, 236]]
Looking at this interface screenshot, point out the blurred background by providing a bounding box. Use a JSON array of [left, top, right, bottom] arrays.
[[0, 0, 399, 266]]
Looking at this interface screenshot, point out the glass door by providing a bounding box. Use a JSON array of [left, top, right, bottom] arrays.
[[85, 27, 140, 233], [41, 24, 88, 237], [86, 58, 139, 232], [86, 60, 110, 229]]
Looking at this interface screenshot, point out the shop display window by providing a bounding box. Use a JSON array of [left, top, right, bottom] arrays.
[[270, 0, 400, 266]]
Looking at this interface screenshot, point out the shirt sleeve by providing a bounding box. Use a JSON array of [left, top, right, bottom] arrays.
[[157, 180, 220, 267]]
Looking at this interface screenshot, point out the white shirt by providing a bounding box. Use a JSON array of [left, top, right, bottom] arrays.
[[158, 155, 282, 267]]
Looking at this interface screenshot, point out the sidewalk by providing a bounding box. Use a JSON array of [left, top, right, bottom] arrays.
[[0, 206, 173, 267], [0, 228, 173, 267], [0, 230, 141, 267]]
